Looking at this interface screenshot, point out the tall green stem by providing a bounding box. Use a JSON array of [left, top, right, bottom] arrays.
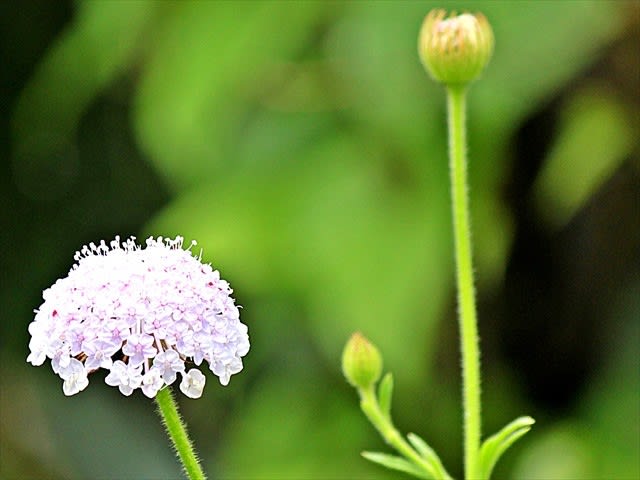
[[446, 85, 481, 480], [155, 387, 207, 480]]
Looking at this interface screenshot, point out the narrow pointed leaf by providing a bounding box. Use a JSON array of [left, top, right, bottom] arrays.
[[407, 433, 453, 480], [480, 416, 535, 479], [377, 373, 394, 419], [362, 451, 430, 479], [406, 432, 438, 462]]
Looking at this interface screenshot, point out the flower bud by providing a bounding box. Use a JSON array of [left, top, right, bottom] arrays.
[[342, 332, 383, 390], [418, 9, 494, 87]]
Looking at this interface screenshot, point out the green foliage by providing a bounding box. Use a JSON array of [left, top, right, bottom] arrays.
[[479, 417, 535, 479], [532, 85, 636, 228], [362, 451, 431, 479], [345, 340, 453, 480], [407, 433, 452, 480]]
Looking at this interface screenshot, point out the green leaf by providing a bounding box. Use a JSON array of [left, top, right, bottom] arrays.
[[407, 433, 453, 480], [134, 1, 330, 189], [361, 451, 430, 479], [532, 86, 634, 229], [479, 416, 535, 479], [377, 373, 394, 419]]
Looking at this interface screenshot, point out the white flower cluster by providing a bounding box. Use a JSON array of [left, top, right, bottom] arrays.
[[27, 236, 249, 398]]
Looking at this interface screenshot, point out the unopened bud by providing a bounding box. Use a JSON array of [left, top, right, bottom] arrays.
[[342, 332, 383, 390], [418, 9, 494, 87]]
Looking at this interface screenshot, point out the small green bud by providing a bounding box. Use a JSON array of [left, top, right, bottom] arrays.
[[418, 9, 494, 87], [342, 332, 383, 390]]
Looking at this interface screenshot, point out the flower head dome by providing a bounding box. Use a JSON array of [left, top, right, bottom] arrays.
[[27, 236, 249, 398]]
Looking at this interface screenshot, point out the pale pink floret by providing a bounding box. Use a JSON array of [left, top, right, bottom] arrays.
[[105, 360, 143, 396], [153, 350, 185, 384], [122, 333, 157, 367]]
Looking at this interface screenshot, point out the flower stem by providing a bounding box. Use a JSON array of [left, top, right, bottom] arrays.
[[155, 387, 207, 480], [446, 85, 481, 480]]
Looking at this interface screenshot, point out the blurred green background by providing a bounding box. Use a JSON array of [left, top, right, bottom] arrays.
[[1, 1, 638, 479]]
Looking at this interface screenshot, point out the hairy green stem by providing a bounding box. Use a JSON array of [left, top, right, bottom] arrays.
[[155, 387, 207, 480], [446, 85, 481, 480]]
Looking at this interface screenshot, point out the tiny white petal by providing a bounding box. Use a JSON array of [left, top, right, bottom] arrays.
[[180, 369, 206, 399], [141, 368, 165, 398], [61, 359, 89, 396]]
